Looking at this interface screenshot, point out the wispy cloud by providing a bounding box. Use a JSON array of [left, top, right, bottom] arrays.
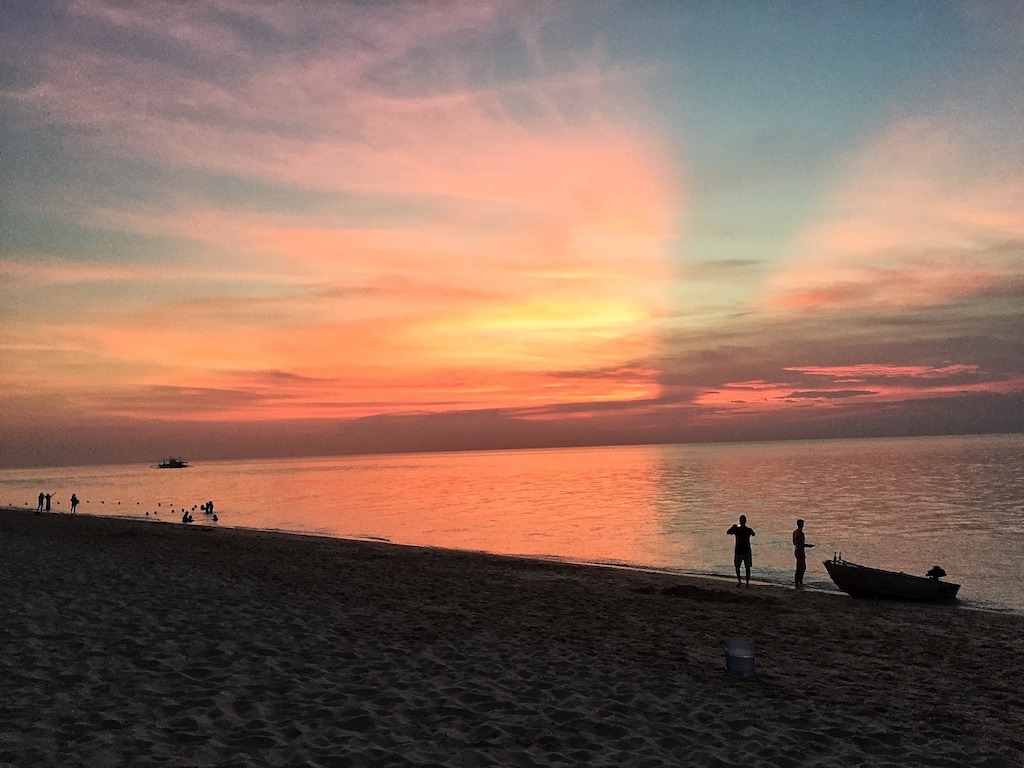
[[694, 363, 1024, 416], [786, 364, 982, 382], [3, 2, 1024, 464], [2, 0, 682, 424], [768, 118, 1024, 311]]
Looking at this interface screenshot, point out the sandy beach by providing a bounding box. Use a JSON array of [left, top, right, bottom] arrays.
[[1, 507, 1021, 767]]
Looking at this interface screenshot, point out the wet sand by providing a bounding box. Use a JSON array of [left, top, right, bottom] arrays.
[[1, 507, 1021, 766]]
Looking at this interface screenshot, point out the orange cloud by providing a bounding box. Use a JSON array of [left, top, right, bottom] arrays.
[[0, 0, 685, 427]]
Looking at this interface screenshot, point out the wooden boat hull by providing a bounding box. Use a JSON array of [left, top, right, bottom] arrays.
[[824, 559, 960, 602]]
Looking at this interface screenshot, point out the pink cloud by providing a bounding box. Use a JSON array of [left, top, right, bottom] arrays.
[[3, 2, 685, 425], [695, 363, 1024, 417], [786, 364, 981, 381], [0, 256, 145, 286], [767, 118, 1024, 312], [15, 1, 631, 205]]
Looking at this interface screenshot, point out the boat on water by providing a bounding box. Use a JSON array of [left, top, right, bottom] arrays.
[[823, 558, 960, 603], [157, 457, 189, 469]]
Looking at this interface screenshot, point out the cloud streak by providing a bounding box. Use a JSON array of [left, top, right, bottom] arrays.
[[1, 2, 1023, 466]]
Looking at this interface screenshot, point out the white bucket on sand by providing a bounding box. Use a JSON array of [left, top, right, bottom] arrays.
[[725, 638, 756, 678]]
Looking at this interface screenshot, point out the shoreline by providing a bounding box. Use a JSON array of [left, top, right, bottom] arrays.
[[9, 504, 1007, 616], [3, 506, 1023, 765]]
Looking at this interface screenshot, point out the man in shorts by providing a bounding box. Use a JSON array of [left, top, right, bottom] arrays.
[[727, 515, 756, 586]]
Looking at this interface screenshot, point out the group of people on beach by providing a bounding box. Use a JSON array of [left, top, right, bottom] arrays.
[[31, 491, 216, 523], [727, 515, 814, 589], [35, 492, 79, 514]]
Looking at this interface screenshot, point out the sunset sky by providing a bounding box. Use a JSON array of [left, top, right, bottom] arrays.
[[2, 1, 1023, 468]]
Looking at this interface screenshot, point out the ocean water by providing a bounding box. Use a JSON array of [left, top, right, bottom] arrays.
[[3, 434, 1023, 614]]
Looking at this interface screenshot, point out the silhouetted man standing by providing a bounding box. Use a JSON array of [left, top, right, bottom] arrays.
[[793, 519, 814, 588], [727, 515, 756, 586]]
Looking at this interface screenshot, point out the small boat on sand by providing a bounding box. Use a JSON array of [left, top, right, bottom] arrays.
[[157, 457, 189, 469], [824, 558, 960, 603]]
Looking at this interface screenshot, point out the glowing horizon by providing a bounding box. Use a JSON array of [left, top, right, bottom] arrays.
[[1, 1, 1023, 467]]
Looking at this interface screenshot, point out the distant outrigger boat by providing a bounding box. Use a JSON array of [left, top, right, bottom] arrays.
[[157, 457, 189, 469], [824, 557, 960, 603]]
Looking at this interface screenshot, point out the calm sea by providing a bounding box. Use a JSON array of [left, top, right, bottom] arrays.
[[3, 434, 1022, 614]]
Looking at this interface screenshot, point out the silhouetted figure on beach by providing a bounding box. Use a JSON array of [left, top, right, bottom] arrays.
[[727, 515, 756, 586], [792, 519, 814, 588], [44, 493, 52, 512], [37, 492, 45, 514], [181, 511, 193, 524], [70, 494, 79, 514]]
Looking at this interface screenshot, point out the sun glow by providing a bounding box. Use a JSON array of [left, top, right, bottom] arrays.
[[4, 3, 1024, 467]]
